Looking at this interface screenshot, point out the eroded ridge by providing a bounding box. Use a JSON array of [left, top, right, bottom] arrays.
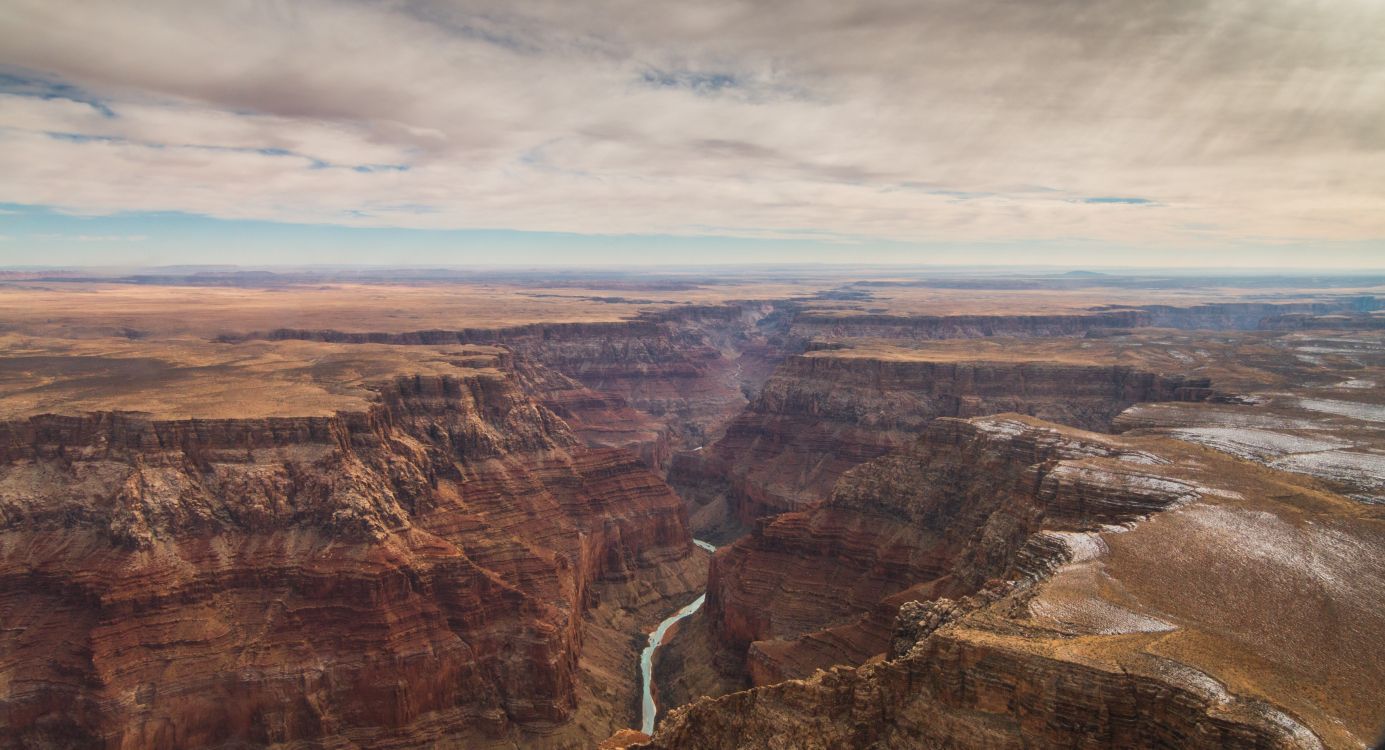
[[633, 415, 1384, 749], [0, 370, 705, 749]]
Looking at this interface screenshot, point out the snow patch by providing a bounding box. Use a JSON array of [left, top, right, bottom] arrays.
[[1169, 427, 1350, 461], [1269, 451, 1385, 490], [1295, 398, 1385, 423]]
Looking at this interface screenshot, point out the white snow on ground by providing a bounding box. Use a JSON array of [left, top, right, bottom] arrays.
[[1270, 451, 1385, 490], [1332, 379, 1376, 390], [1295, 398, 1385, 423], [1044, 530, 1109, 563], [1113, 451, 1170, 465], [970, 417, 1031, 438], [1028, 593, 1176, 635], [1169, 427, 1350, 461], [1119, 403, 1317, 430], [1177, 504, 1377, 601], [1053, 464, 1201, 499]]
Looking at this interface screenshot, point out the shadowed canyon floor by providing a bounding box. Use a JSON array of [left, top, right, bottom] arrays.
[[0, 271, 1381, 749]]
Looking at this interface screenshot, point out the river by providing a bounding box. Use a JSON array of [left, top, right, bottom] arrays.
[[638, 538, 717, 735]]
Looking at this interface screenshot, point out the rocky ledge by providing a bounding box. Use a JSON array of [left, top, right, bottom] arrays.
[[670, 352, 1209, 536], [0, 372, 705, 749], [638, 414, 1384, 748]]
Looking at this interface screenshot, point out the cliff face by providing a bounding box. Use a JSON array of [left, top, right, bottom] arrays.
[[636, 415, 1385, 749], [670, 354, 1208, 534], [0, 372, 702, 749], [788, 310, 1144, 340], [507, 355, 674, 470], [225, 303, 800, 473], [785, 297, 1380, 341], [705, 416, 1189, 685]]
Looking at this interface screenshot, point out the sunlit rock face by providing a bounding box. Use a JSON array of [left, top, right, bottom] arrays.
[[670, 352, 1209, 536], [0, 372, 703, 749], [640, 414, 1385, 750]]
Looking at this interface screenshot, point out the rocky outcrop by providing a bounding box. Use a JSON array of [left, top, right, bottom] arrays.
[[0, 372, 703, 749], [704, 416, 1189, 685], [645, 624, 1325, 750], [635, 414, 1385, 749], [670, 353, 1209, 534], [507, 356, 674, 470], [788, 310, 1143, 341], [219, 303, 802, 471], [1138, 297, 1380, 330], [786, 297, 1380, 341]]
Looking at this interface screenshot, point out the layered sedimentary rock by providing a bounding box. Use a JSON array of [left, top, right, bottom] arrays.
[[224, 303, 800, 470], [1112, 331, 1385, 504], [670, 351, 1208, 534], [0, 371, 703, 749], [788, 310, 1144, 340], [507, 355, 673, 470], [638, 415, 1385, 749], [1138, 297, 1380, 329], [705, 416, 1191, 685], [786, 297, 1380, 341]]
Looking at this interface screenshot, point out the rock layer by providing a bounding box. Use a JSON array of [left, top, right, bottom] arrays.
[[222, 303, 801, 472], [638, 415, 1385, 749], [671, 353, 1208, 534], [0, 372, 703, 749]]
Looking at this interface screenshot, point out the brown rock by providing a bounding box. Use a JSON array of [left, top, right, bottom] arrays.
[[0, 372, 703, 748]]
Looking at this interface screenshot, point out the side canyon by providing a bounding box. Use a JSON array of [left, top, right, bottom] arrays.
[[0, 275, 1381, 749]]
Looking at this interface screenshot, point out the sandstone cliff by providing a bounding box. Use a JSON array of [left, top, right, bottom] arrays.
[[220, 303, 800, 472], [636, 415, 1385, 749], [786, 297, 1380, 341], [670, 352, 1209, 535], [0, 372, 704, 749]]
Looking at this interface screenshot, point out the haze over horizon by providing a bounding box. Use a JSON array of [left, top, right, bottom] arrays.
[[2, 1, 1383, 267]]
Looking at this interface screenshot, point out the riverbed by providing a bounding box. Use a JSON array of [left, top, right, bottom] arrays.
[[639, 538, 717, 734]]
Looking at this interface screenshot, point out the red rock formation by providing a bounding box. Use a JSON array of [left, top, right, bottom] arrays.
[[671, 353, 1208, 535], [705, 416, 1187, 684], [222, 303, 800, 471], [785, 297, 1380, 341], [638, 415, 1384, 749], [0, 372, 702, 749], [508, 355, 674, 471], [645, 626, 1326, 750], [788, 310, 1145, 340]]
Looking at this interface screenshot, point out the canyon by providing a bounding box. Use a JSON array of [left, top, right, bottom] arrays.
[[0, 272, 1381, 749]]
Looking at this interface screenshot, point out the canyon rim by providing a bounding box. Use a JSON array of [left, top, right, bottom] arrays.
[[2, 1, 1384, 748]]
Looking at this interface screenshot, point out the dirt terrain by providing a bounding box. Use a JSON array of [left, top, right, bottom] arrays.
[[0, 270, 1381, 749]]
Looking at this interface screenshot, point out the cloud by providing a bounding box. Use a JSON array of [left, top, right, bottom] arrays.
[[0, 0, 1382, 247]]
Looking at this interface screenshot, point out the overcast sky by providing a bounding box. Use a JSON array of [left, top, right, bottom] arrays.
[[1, 0, 1382, 267]]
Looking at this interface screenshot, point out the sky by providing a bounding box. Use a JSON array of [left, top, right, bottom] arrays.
[[1, 0, 1383, 268]]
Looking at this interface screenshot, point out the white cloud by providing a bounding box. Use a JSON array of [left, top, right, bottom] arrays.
[[0, 0, 1382, 246]]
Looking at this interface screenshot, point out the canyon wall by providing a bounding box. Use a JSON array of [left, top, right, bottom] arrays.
[[221, 303, 801, 472], [0, 372, 703, 749], [634, 414, 1384, 749], [704, 416, 1194, 686], [786, 296, 1380, 341], [669, 353, 1209, 535]]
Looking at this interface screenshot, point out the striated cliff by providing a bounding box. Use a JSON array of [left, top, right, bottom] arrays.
[[0, 372, 704, 749], [786, 297, 1380, 341], [670, 352, 1209, 535], [634, 415, 1385, 749], [220, 303, 800, 472]]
